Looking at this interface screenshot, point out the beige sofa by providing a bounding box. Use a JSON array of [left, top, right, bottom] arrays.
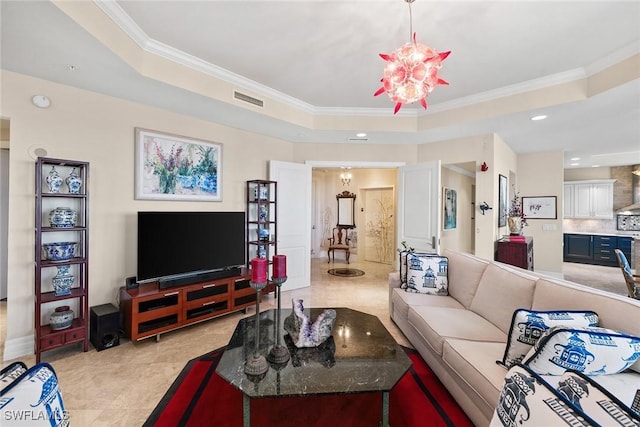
[[389, 249, 640, 426]]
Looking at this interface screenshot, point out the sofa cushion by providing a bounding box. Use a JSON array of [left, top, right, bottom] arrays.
[[523, 326, 640, 376], [443, 249, 489, 308], [391, 288, 464, 321], [501, 309, 599, 368], [442, 339, 508, 413], [405, 253, 449, 295], [408, 306, 507, 356], [470, 263, 537, 334]]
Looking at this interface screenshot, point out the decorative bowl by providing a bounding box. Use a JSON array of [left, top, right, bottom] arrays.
[[42, 242, 77, 262], [48, 206, 78, 228]]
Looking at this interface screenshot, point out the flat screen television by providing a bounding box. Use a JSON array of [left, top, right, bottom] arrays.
[[137, 211, 246, 288]]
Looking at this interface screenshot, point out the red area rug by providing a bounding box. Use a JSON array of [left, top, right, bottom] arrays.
[[144, 346, 473, 427]]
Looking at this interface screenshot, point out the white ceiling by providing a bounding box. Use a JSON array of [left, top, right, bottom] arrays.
[[2, 0, 639, 168]]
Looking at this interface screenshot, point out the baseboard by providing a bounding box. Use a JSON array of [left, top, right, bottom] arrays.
[[3, 334, 34, 362]]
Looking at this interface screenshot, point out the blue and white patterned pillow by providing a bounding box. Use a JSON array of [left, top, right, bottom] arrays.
[[556, 370, 640, 423], [0, 362, 68, 426], [490, 364, 601, 426], [404, 253, 448, 295], [500, 310, 599, 368], [0, 362, 27, 391], [523, 326, 640, 376]]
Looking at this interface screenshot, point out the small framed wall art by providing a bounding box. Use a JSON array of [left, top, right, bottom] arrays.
[[443, 187, 457, 230], [498, 174, 507, 227], [521, 196, 557, 219]]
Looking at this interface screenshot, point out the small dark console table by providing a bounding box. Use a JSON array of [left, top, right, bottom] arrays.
[[120, 269, 256, 341], [496, 236, 534, 270]]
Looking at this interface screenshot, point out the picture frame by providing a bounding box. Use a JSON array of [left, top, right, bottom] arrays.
[[522, 196, 557, 219], [498, 174, 507, 227], [443, 187, 457, 230], [135, 128, 222, 201]]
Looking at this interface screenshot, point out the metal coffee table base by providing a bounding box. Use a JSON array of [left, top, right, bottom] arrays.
[[242, 391, 391, 427]]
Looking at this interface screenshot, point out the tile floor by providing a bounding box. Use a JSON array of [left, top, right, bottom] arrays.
[[0, 258, 629, 426]]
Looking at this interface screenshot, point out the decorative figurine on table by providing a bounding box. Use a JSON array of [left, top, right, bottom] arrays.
[[268, 254, 290, 364], [244, 258, 269, 376], [284, 299, 336, 348]]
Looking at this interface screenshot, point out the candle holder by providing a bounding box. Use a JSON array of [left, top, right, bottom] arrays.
[[244, 280, 269, 376], [267, 276, 290, 365]]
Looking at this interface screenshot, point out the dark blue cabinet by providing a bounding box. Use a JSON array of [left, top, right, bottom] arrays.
[[563, 233, 632, 266]]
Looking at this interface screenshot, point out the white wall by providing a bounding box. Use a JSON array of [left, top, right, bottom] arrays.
[[441, 167, 474, 254], [1, 71, 295, 359], [0, 148, 8, 300], [1, 69, 565, 359], [518, 151, 565, 273]]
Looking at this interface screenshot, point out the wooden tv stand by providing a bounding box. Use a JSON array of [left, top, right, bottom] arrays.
[[119, 269, 259, 341]]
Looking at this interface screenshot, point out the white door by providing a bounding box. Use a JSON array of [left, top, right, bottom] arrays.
[[363, 187, 395, 264], [397, 161, 441, 254], [269, 161, 312, 291]]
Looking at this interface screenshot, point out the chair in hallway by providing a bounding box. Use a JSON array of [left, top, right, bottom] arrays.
[[614, 249, 640, 299], [327, 227, 351, 264]]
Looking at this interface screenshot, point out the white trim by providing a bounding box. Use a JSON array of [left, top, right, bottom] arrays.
[[3, 334, 34, 362], [306, 160, 406, 169], [443, 164, 476, 179]]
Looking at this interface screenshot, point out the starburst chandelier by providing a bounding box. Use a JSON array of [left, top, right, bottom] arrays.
[[374, 0, 450, 114]]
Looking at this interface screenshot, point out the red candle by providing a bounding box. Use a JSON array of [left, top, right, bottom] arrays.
[[251, 257, 267, 283], [273, 255, 287, 278]]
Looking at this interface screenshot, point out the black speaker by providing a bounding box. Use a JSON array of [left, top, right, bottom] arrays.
[[90, 303, 120, 351]]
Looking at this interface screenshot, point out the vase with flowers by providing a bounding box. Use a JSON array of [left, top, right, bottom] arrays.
[[508, 189, 527, 235]]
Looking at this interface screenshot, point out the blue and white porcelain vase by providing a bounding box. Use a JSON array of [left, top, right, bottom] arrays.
[[49, 306, 74, 330], [46, 166, 63, 193], [258, 205, 268, 221], [65, 168, 82, 194], [48, 206, 77, 228], [52, 265, 74, 296]]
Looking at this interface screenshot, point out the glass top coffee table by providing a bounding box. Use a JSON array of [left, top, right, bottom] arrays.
[[216, 307, 411, 427]]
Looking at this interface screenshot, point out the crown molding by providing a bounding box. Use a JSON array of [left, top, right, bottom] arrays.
[[95, 0, 638, 120]]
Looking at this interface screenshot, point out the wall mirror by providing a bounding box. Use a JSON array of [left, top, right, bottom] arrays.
[[336, 191, 356, 228]]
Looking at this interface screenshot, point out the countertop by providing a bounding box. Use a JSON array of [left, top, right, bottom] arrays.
[[563, 231, 640, 239]]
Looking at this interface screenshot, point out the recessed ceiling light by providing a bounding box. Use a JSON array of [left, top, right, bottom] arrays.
[[31, 95, 51, 109], [570, 163, 580, 166], [531, 115, 547, 121], [592, 165, 600, 168], [570, 157, 580, 161], [356, 132, 367, 138]]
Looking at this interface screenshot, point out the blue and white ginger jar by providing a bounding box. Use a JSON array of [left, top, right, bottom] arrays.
[[50, 306, 74, 330], [65, 168, 82, 194], [46, 166, 63, 193], [52, 265, 74, 296]]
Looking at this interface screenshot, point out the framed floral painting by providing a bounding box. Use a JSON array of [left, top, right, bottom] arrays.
[[135, 128, 222, 201]]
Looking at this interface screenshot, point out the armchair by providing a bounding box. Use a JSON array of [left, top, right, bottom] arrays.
[[614, 249, 640, 299]]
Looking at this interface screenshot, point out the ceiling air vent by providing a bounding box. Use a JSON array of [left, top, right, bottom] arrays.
[[233, 91, 264, 108], [347, 137, 368, 142]]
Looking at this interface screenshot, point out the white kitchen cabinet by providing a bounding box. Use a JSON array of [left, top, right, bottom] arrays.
[[563, 180, 615, 219], [563, 183, 574, 218]]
